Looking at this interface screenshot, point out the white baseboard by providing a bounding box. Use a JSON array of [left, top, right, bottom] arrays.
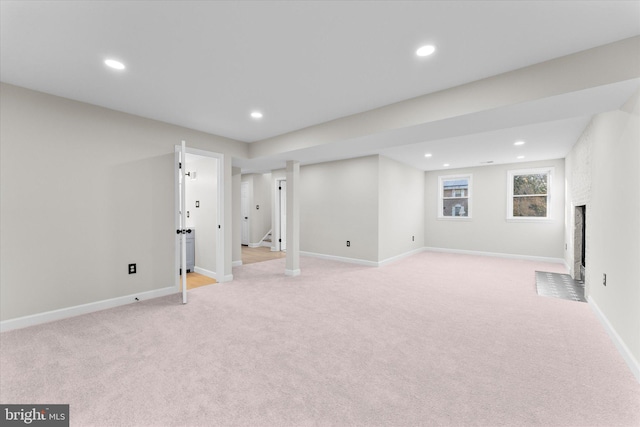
[[300, 251, 378, 267], [261, 241, 273, 248], [588, 296, 640, 383], [193, 267, 232, 283], [423, 247, 566, 265], [232, 260, 243, 267], [0, 286, 177, 333], [193, 266, 217, 279], [248, 243, 261, 248], [301, 248, 427, 268], [285, 269, 301, 277], [379, 247, 426, 267]]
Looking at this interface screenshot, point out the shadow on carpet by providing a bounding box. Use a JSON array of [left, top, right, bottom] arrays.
[[535, 271, 586, 302]]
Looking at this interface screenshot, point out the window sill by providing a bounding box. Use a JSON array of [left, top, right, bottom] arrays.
[[438, 217, 472, 221], [506, 217, 552, 223]]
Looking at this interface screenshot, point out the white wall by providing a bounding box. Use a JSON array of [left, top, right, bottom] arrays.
[[300, 156, 379, 262], [185, 154, 217, 274], [424, 159, 565, 260], [565, 91, 640, 375], [378, 156, 425, 262], [0, 83, 247, 321]]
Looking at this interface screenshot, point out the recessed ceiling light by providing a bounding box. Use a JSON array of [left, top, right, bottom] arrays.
[[514, 140, 526, 146], [416, 45, 436, 57], [443, 163, 450, 167], [104, 59, 125, 70], [250, 111, 263, 119], [424, 153, 432, 158], [517, 155, 525, 159]]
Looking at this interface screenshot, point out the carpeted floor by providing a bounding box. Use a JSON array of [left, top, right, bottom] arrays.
[[1, 252, 638, 426]]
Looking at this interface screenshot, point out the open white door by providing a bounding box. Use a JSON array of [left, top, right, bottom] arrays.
[[241, 181, 249, 245], [179, 140, 189, 304], [280, 180, 287, 251]]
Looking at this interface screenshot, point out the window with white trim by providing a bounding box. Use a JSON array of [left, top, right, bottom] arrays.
[[438, 174, 472, 219], [507, 167, 553, 220]]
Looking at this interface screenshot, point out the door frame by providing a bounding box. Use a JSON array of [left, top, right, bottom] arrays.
[[174, 145, 225, 295], [240, 181, 250, 246], [273, 179, 286, 252]]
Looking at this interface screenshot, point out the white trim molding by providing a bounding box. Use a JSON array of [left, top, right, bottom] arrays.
[[378, 247, 427, 267], [194, 266, 217, 279], [300, 248, 427, 268], [506, 166, 554, 221], [300, 251, 378, 267], [285, 269, 301, 277], [588, 296, 640, 383], [424, 247, 565, 264], [220, 274, 234, 282], [438, 173, 473, 219], [232, 260, 243, 267], [0, 286, 177, 332]]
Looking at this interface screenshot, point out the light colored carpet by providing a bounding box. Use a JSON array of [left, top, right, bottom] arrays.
[[1, 252, 638, 426]]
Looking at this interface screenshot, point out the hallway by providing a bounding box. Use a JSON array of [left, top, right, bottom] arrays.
[[241, 246, 286, 265]]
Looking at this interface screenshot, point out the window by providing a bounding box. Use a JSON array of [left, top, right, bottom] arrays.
[[438, 174, 472, 219], [507, 167, 553, 220]]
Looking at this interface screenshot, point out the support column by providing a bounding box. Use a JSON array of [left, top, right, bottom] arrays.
[[285, 160, 300, 276]]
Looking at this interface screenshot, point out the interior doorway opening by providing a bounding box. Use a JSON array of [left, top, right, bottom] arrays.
[[175, 144, 224, 303]]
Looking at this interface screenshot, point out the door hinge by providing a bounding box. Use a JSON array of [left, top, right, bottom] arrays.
[[279, 187, 281, 190], [179, 162, 182, 169], [279, 238, 282, 242]]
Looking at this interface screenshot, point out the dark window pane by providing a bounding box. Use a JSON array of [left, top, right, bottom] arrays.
[[443, 198, 468, 217], [513, 196, 547, 217], [513, 174, 547, 195]]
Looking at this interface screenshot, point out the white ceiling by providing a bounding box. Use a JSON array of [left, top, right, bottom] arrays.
[[2, 1, 639, 172]]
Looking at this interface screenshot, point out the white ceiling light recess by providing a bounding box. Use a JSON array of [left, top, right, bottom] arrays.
[[416, 45, 436, 57], [104, 59, 125, 70]]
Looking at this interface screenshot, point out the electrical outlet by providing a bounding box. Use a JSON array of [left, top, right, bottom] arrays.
[[602, 273, 606, 286], [129, 263, 136, 274], [346, 241, 350, 247]]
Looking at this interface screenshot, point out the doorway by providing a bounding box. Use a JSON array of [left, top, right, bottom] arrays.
[[574, 205, 586, 282], [175, 144, 224, 303]]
